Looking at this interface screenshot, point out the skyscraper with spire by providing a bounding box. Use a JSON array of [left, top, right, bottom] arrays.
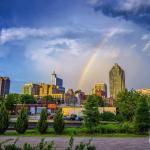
[[109, 63, 125, 99], [51, 71, 65, 93]]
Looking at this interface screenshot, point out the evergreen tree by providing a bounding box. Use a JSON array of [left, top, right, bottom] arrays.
[[0, 102, 9, 134], [53, 108, 65, 134], [135, 99, 150, 134], [83, 95, 100, 133], [37, 108, 48, 134], [15, 107, 28, 134]]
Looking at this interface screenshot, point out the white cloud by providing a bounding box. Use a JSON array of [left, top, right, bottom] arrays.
[[0, 27, 65, 44], [119, 0, 150, 11], [142, 40, 150, 52], [141, 34, 150, 40]]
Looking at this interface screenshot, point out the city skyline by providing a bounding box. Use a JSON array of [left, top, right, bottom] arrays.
[[0, 0, 150, 93]]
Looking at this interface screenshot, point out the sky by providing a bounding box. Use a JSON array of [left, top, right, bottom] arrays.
[[0, 0, 150, 94]]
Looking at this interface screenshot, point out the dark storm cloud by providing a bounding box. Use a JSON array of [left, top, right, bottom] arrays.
[[88, 0, 150, 28]]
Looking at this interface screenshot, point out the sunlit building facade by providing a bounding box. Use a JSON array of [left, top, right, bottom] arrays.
[[92, 82, 107, 97], [22, 83, 40, 96]]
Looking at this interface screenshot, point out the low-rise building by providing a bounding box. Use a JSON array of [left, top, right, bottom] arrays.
[[91, 82, 107, 97], [136, 88, 150, 95], [61, 106, 116, 116]]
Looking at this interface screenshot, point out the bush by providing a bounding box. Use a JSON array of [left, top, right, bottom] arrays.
[[120, 122, 135, 134], [15, 107, 28, 134], [75, 139, 96, 150], [100, 112, 116, 121], [93, 124, 120, 134], [23, 143, 34, 150], [0, 102, 9, 134], [37, 108, 48, 134], [53, 108, 65, 134]]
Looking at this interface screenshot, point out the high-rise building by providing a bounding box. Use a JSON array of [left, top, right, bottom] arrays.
[[0, 77, 10, 97], [22, 83, 40, 96], [109, 63, 125, 98], [92, 83, 107, 97], [51, 71, 65, 93]]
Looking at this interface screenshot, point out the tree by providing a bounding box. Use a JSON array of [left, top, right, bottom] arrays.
[[83, 95, 100, 133], [0, 102, 9, 134], [98, 96, 104, 107], [37, 108, 48, 134], [5, 94, 21, 112], [43, 96, 55, 103], [20, 95, 37, 104], [53, 108, 65, 134], [115, 89, 150, 122], [15, 107, 28, 133], [134, 99, 150, 134]]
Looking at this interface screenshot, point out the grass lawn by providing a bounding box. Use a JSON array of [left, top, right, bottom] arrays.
[[1, 128, 147, 138]]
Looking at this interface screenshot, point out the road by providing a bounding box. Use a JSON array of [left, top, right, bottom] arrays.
[[0, 136, 149, 150]]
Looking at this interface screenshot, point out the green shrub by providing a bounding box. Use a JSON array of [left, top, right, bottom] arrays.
[[35, 139, 54, 150], [0, 102, 9, 134], [4, 144, 21, 150], [23, 143, 34, 150], [53, 108, 65, 134], [120, 122, 135, 134], [15, 107, 28, 134], [75, 139, 96, 150], [93, 124, 120, 134], [100, 112, 116, 121], [37, 108, 48, 134]]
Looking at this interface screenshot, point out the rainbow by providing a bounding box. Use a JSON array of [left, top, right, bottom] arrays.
[[78, 34, 114, 90]]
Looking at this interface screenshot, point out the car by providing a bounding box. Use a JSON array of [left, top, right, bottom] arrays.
[[75, 116, 83, 121], [70, 114, 77, 120]]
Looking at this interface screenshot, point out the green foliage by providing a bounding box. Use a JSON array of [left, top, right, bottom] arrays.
[[43, 96, 55, 103], [75, 139, 96, 150], [53, 108, 65, 134], [120, 122, 135, 134], [37, 108, 48, 134], [5, 94, 20, 112], [0, 139, 54, 150], [35, 139, 54, 150], [83, 95, 100, 133], [100, 112, 116, 121], [15, 107, 28, 134], [66, 136, 74, 150], [20, 95, 37, 104], [23, 143, 34, 150], [134, 99, 150, 134], [4, 144, 21, 150], [0, 102, 9, 134], [98, 96, 104, 107], [115, 89, 150, 122]]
